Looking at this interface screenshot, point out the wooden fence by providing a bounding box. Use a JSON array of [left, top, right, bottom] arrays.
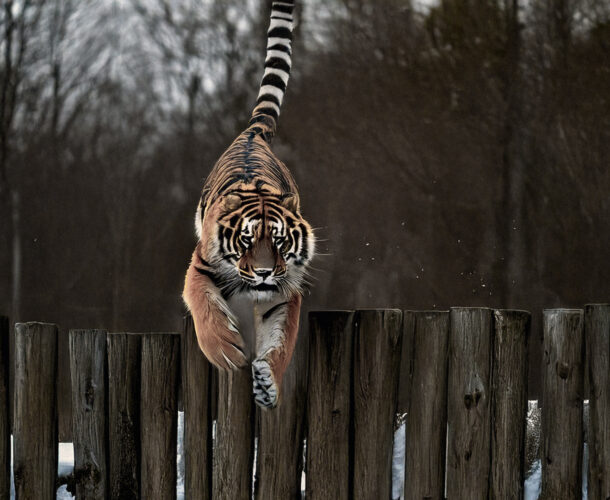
[[0, 305, 608, 499]]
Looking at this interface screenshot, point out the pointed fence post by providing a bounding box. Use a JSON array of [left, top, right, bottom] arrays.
[[13, 322, 58, 500]]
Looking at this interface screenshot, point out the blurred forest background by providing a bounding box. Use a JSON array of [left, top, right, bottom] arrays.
[[0, 0, 608, 436]]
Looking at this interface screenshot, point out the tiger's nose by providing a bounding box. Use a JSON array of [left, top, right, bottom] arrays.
[[254, 268, 273, 279]]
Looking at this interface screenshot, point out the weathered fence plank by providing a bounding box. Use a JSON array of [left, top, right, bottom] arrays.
[[585, 304, 610, 500], [540, 309, 584, 500], [69, 329, 108, 499], [256, 325, 308, 500], [13, 322, 58, 500], [404, 311, 449, 500], [182, 316, 213, 500], [140, 333, 180, 500], [446, 307, 493, 499], [397, 311, 415, 415], [305, 311, 355, 500], [352, 309, 403, 500], [491, 310, 530, 500], [0, 316, 9, 500], [214, 368, 254, 500], [107, 333, 141, 500]]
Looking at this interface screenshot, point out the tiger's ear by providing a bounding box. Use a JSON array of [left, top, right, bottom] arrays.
[[281, 193, 299, 213], [224, 194, 242, 211]]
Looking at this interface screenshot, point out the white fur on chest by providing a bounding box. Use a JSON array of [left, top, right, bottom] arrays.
[[227, 292, 287, 361]]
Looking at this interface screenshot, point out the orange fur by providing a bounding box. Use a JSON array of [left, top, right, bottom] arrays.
[[183, 244, 247, 370]]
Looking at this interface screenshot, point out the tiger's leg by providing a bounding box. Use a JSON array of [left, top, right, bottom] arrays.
[[252, 294, 301, 409], [183, 247, 247, 370]]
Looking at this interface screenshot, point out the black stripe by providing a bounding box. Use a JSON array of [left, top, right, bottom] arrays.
[[218, 227, 225, 254], [268, 27, 292, 39], [197, 255, 214, 267], [265, 57, 291, 72], [271, 4, 293, 14], [195, 267, 217, 282], [257, 94, 281, 108], [263, 301, 289, 321], [271, 14, 293, 21], [242, 206, 261, 219], [219, 177, 239, 195], [299, 223, 309, 259], [261, 74, 287, 92], [252, 107, 279, 121], [267, 43, 291, 54]]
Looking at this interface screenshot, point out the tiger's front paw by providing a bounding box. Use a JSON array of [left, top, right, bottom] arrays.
[[252, 358, 279, 409]]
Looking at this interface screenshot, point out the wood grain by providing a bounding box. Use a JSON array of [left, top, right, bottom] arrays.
[[446, 307, 493, 500], [255, 319, 308, 500], [182, 315, 213, 500], [352, 309, 403, 500], [13, 322, 58, 500], [305, 311, 355, 500], [213, 367, 254, 500], [69, 329, 108, 500], [490, 310, 530, 500], [107, 333, 141, 500], [540, 309, 584, 500], [404, 311, 449, 500], [140, 333, 180, 500], [585, 304, 610, 500], [0, 316, 9, 500]]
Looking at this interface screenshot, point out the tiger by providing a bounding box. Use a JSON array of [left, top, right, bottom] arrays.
[[183, 0, 314, 409]]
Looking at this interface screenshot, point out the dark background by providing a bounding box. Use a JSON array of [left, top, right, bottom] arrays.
[[0, 0, 608, 438]]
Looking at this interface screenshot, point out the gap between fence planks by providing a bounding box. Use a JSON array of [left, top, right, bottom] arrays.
[[182, 315, 213, 500], [585, 304, 610, 500], [541, 309, 585, 500], [0, 316, 8, 500], [69, 329, 108, 500], [13, 322, 58, 500]]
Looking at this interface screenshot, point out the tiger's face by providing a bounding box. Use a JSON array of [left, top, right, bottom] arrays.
[[200, 190, 314, 298]]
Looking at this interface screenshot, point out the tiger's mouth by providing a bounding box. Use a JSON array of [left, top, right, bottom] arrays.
[[249, 282, 279, 292]]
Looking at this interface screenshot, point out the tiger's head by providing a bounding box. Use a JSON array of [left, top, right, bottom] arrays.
[[197, 187, 314, 298]]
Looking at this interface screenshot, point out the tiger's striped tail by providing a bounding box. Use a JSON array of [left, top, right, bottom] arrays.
[[248, 1, 295, 141]]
